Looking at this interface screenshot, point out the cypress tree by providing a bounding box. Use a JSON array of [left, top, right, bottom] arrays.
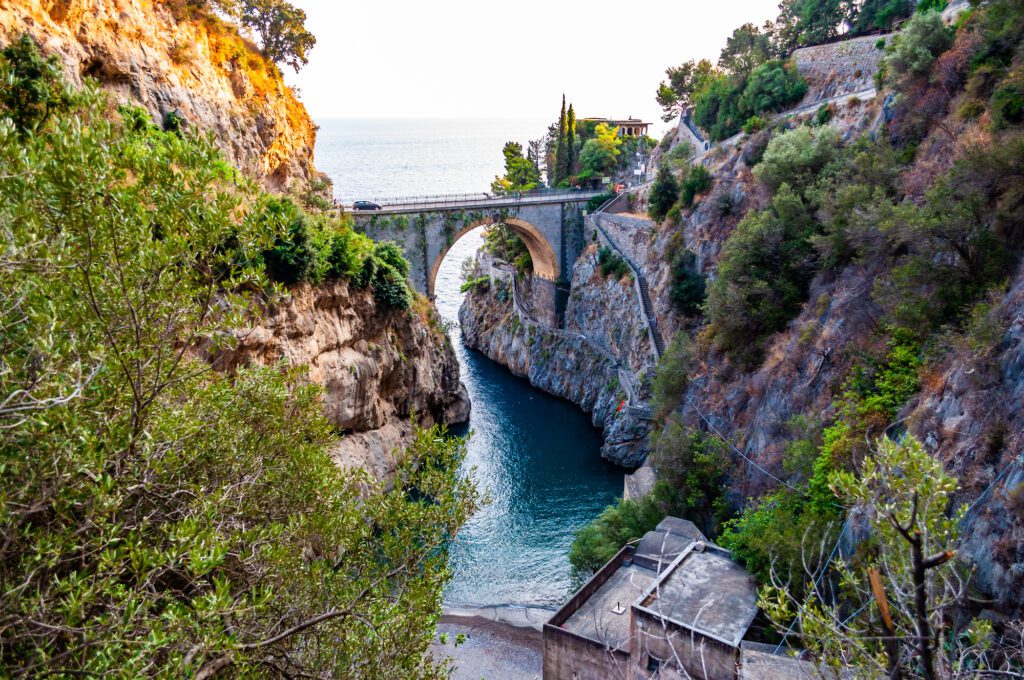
[[554, 94, 567, 185], [566, 103, 576, 178]]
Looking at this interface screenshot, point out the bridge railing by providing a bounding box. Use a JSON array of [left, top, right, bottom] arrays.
[[348, 187, 602, 209]]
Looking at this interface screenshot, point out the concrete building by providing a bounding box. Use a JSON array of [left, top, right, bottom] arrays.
[[543, 517, 772, 680], [580, 117, 651, 137]]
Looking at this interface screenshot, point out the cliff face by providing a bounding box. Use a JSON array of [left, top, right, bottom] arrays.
[[0, 0, 322, 194], [215, 282, 470, 479], [459, 250, 651, 467]]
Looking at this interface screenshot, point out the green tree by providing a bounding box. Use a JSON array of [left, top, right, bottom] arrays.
[[753, 124, 840, 193], [647, 163, 679, 221], [0, 34, 76, 134], [883, 9, 953, 80], [719, 23, 775, 77], [577, 122, 622, 177], [739, 59, 808, 114], [238, 0, 316, 72], [656, 59, 718, 122], [775, 0, 857, 50], [759, 436, 988, 680], [0, 52, 474, 676], [554, 94, 568, 184], [706, 184, 818, 363], [651, 417, 731, 537], [855, 0, 912, 32], [491, 141, 540, 194], [566, 103, 577, 176]]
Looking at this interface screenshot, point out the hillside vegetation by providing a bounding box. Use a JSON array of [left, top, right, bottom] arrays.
[[574, 0, 1024, 674], [0, 39, 478, 677]]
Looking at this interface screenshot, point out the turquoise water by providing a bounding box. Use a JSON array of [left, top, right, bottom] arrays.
[[315, 119, 623, 608]]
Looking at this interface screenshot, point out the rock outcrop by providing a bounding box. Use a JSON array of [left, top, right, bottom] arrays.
[[214, 282, 469, 479], [0, 0, 323, 194], [459, 249, 652, 467]]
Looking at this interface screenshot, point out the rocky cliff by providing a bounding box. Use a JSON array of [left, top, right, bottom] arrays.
[[214, 282, 469, 479], [0, 0, 323, 194], [459, 249, 652, 467]]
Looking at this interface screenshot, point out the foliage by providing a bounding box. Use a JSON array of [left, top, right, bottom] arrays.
[[775, 0, 857, 50], [0, 34, 76, 134], [491, 140, 540, 194], [680, 163, 713, 208], [664, 140, 695, 169], [236, 0, 316, 72], [577, 122, 622, 176], [743, 114, 768, 133], [459, 275, 490, 293], [656, 58, 718, 122], [648, 164, 679, 221], [759, 436, 990, 679], [855, 0, 913, 32], [753, 125, 840, 193], [706, 184, 818, 364], [651, 417, 732, 536], [884, 10, 953, 80], [719, 23, 776, 77], [692, 74, 746, 140], [597, 246, 630, 280], [585, 190, 616, 212], [261, 197, 328, 285], [569, 481, 686, 574], [0, 72, 477, 675], [669, 250, 706, 316], [740, 60, 808, 114], [650, 334, 694, 422], [484, 223, 532, 273]]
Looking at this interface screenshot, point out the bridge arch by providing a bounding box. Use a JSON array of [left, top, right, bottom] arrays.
[[427, 217, 558, 296]]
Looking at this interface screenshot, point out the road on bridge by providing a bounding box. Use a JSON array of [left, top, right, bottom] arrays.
[[347, 189, 605, 216]]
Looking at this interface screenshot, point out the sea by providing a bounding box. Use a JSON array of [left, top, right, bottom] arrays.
[[315, 118, 623, 609]]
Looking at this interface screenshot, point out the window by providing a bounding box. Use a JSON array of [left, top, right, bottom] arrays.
[[646, 655, 662, 672]]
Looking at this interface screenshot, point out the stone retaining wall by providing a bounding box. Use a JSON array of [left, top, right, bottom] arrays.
[[793, 34, 890, 106]]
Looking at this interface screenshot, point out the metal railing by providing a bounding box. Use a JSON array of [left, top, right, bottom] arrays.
[[345, 187, 603, 210]]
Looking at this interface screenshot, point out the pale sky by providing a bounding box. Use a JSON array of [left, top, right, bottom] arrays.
[[286, 0, 780, 132]]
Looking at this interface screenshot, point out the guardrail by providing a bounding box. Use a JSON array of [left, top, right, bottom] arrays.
[[347, 188, 603, 210]]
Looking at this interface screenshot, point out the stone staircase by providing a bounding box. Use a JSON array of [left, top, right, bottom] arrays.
[[636, 275, 666, 358]]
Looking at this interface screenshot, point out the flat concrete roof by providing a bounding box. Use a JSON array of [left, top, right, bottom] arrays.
[[561, 564, 656, 650], [640, 549, 758, 646]]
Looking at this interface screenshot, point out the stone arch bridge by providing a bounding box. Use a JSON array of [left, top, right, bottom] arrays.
[[350, 191, 598, 319]]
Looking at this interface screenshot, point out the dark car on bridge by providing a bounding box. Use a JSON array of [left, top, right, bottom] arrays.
[[353, 200, 381, 211]]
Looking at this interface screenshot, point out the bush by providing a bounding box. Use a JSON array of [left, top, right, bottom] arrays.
[[569, 481, 685, 574], [651, 333, 694, 421], [884, 10, 953, 79], [459, 275, 490, 293], [707, 185, 818, 364], [664, 140, 695, 169], [648, 164, 680, 221], [586, 190, 615, 212], [597, 246, 630, 279], [743, 115, 768, 133], [990, 72, 1024, 129], [651, 417, 731, 536], [813, 102, 834, 126], [670, 250, 706, 315], [261, 198, 325, 285], [753, 125, 839, 193], [0, 34, 76, 134], [740, 60, 808, 114], [680, 163, 713, 207]]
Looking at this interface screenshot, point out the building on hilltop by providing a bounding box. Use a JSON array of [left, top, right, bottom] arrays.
[[579, 117, 651, 137], [543, 516, 813, 680]]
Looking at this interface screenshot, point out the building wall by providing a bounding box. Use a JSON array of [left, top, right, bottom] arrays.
[[543, 626, 630, 680], [631, 610, 738, 680]]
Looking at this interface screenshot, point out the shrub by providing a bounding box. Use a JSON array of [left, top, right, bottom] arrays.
[[707, 185, 818, 364], [990, 72, 1024, 129], [740, 60, 808, 114], [261, 198, 325, 285], [670, 250, 706, 315], [586, 190, 615, 212], [648, 164, 680, 221], [753, 125, 839, 193], [651, 333, 695, 421], [651, 417, 731, 536], [665, 140, 695, 169], [884, 10, 953, 80], [813, 102, 834, 126], [0, 34, 76, 134], [459, 275, 490, 293], [680, 163, 713, 207], [569, 481, 685, 574], [743, 115, 768, 133], [597, 246, 630, 279]]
